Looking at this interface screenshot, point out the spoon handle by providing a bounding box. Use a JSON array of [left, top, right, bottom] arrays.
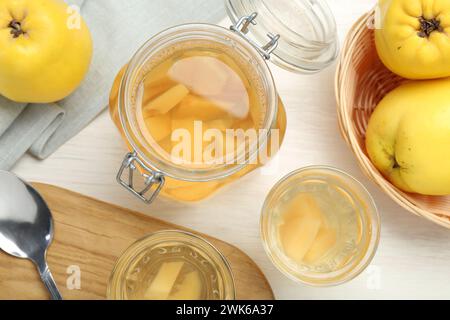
[[40, 265, 63, 300], [35, 258, 63, 300]]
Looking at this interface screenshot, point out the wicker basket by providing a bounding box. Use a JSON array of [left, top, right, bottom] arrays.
[[336, 10, 450, 228]]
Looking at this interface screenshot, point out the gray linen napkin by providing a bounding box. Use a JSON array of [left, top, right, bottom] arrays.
[[0, 0, 225, 170]]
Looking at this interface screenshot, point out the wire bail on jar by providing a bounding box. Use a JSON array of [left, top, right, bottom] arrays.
[[230, 12, 281, 60], [117, 152, 165, 204]]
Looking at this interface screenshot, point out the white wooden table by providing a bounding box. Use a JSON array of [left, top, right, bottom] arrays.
[[12, 0, 450, 300]]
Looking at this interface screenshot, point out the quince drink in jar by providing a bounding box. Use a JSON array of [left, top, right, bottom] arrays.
[[109, 0, 338, 204], [107, 231, 235, 300]]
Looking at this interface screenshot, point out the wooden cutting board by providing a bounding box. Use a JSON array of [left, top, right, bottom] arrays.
[[0, 183, 274, 300]]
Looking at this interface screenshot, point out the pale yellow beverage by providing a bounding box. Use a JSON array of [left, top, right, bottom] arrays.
[[136, 46, 265, 166], [126, 247, 216, 300], [108, 231, 235, 300], [277, 185, 363, 272], [261, 167, 380, 286]]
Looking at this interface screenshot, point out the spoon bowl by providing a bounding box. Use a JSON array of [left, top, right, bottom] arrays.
[[0, 171, 62, 300]]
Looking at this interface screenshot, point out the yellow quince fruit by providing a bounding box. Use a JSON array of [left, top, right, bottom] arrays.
[[375, 0, 450, 79], [366, 78, 450, 196], [0, 0, 93, 103]]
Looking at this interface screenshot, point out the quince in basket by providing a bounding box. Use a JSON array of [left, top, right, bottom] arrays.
[[366, 78, 450, 196], [0, 0, 93, 103], [375, 0, 450, 80]]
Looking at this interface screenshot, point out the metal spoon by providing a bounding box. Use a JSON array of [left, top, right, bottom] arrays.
[[0, 171, 62, 300]]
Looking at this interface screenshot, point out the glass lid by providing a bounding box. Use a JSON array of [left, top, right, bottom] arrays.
[[225, 0, 339, 73]]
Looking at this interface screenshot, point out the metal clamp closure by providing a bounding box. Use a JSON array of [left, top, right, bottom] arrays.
[[117, 152, 165, 204], [230, 12, 280, 60]]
